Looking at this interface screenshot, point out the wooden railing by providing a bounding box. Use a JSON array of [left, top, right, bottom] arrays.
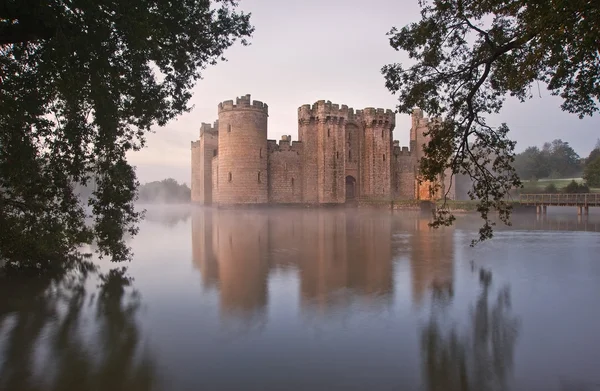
[[519, 193, 600, 206]]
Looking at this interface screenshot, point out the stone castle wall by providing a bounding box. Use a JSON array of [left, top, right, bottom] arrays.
[[360, 108, 395, 200], [216, 94, 269, 205], [267, 137, 303, 203], [191, 140, 202, 201], [191, 122, 218, 204], [393, 144, 416, 199], [211, 156, 219, 202], [190, 94, 453, 206]]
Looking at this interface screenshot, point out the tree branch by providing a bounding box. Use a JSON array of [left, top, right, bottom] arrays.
[[0, 21, 56, 45]]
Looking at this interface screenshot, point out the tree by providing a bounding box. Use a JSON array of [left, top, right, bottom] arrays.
[[564, 180, 589, 194], [0, 1, 253, 271], [583, 156, 600, 188], [545, 139, 581, 178], [138, 178, 191, 203], [382, 0, 599, 244], [586, 140, 600, 166], [513, 146, 548, 180]]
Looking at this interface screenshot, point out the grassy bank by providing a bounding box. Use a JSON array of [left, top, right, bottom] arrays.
[[519, 178, 600, 193], [360, 199, 525, 212]]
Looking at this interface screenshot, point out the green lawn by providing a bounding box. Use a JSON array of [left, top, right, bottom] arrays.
[[520, 178, 600, 193]]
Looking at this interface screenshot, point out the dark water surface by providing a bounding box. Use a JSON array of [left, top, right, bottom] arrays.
[[1, 207, 599, 391]]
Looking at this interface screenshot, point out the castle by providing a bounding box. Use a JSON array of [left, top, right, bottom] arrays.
[[191, 94, 455, 206]]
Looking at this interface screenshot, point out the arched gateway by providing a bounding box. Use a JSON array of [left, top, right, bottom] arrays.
[[345, 176, 357, 202]]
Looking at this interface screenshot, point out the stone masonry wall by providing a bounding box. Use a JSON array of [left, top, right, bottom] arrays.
[[317, 114, 345, 204], [191, 122, 218, 204], [190, 96, 457, 205], [191, 141, 202, 202], [393, 146, 416, 199], [362, 108, 395, 199], [345, 123, 360, 187], [268, 137, 303, 203], [216, 94, 269, 205], [299, 101, 350, 204], [211, 156, 219, 202], [298, 105, 318, 204]]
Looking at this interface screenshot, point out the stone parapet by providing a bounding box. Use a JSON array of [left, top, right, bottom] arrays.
[[218, 94, 269, 115]]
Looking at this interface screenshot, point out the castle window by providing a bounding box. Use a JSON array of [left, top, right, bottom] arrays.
[[349, 150, 352, 160], [336, 151, 339, 160], [291, 178, 295, 188], [327, 128, 330, 137], [348, 132, 351, 140], [213, 149, 217, 157], [381, 129, 384, 138], [227, 124, 231, 133], [260, 148, 262, 158], [258, 171, 261, 183], [383, 154, 386, 161], [228, 172, 232, 182]]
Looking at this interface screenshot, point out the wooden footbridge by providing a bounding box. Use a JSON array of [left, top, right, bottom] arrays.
[[519, 193, 600, 215]]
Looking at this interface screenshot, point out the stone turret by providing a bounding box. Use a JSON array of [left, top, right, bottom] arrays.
[[216, 94, 269, 205]]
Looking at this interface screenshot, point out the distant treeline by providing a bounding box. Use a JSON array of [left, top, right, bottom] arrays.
[[513, 138, 600, 181], [137, 178, 190, 203]]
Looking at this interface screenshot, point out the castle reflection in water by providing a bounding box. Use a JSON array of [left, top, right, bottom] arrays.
[[191, 208, 455, 319]]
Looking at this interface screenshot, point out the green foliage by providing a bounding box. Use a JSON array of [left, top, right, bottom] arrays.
[[0, 0, 253, 271], [564, 180, 589, 194], [544, 183, 558, 194], [382, 0, 599, 245], [583, 156, 600, 187], [513, 140, 582, 180], [138, 178, 191, 203], [586, 144, 600, 166], [513, 146, 548, 180]]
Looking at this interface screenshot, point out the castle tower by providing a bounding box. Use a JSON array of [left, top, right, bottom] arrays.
[[410, 108, 455, 200], [360, 108, 396, 199], [191, 121, 218, 204], [412, 109, 436, 200], [216, 94, 269, 205], [298, 104, 319, 203], [298, 101, 348, 204], [315, 101, 347, 204]]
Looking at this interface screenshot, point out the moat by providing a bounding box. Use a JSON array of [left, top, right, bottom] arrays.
[[1, 207, 599, 391]]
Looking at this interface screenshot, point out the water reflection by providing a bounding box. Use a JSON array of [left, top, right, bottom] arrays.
[[192, 209, 456, 319], [454, 210, 600, 233], [0, 269, 158, 391], [421, 267, 520, 391], [407, 218, 455, 307], [142, 205, 191, 227], [3, 208, 599, 390]]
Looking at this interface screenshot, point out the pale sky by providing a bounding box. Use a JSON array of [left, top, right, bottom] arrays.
[[126, 0, 600, 186]]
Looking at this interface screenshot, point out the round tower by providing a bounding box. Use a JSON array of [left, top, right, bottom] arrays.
[[217, 94, 269, 205]]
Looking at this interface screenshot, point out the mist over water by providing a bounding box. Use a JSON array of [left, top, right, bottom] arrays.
[[1, 206, 599, 391]]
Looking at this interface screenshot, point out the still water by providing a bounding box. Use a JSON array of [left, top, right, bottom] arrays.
[[1, 207, 599, 391]]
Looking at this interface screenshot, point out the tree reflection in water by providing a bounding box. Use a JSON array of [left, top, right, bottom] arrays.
[[0, 267, 159, 391], [421, 267, 520, 391]]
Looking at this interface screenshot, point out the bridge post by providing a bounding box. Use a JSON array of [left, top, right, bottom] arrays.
[[542, 205, 547, 214], [536, 205, 541, 215], [577, 206, 583, 216]]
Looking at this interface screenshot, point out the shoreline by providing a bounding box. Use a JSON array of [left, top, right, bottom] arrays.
[[146, 199, 535, 214]]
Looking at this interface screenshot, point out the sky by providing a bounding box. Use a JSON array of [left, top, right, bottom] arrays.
[[126, 0, 600, 186]]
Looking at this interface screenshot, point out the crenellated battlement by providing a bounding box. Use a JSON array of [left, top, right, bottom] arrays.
[[393, 140, 412, 157], [362, 107, 396, 127], [268, 135, 303, 153], [218, 94, 269, 115], [298, 100, 352, 122], [200, 121, 219, 137], [191, 140, 201, 148], [298, 100, 395, 127]]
